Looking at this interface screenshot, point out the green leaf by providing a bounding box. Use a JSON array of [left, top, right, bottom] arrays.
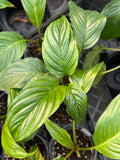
[[8, 88, 21, 108], [101, 0, 120, 40], [53, 158, 66, 160], [93, 94, 120, 159], [83, 44, 105, 70], [0, 57, 47, 90], [7, 75, 66, 142], [82, 62, 105, 93], [28, 146, 44, 160], [64, 84, 87, 124], [93, 62, 106, 85], [69, 62, 104, 93], [42, 16, 79, 77], [69, 69, 84, 88], [2, 121, 36, 158], [21, 0, 46, 27], [45, 119, 73, 149], [0, 32, 26, 72], [69, 1, 106, 50], [0, 0, 14, 9]]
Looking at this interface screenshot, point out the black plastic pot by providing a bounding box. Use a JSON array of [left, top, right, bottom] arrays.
[[103, 52, 120, 98], [46, 0, 68, 17], [2, 134, 49, 160], [0, 1, 50, 38], [49, 124, 97, 160]]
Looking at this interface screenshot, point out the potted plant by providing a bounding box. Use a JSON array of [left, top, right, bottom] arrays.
[[0, 0, 120, 159]]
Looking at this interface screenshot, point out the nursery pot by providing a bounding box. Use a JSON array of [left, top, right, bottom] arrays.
[[2, 134, 49, 160], [46, 0, 68, 17], [49, 124, 97, 160], [103, 52, 120, 98], [0, 2, 50, 38]]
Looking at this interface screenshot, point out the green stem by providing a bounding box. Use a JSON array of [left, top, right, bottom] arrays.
[[78, 146, 95, 151], [25, 39, 40, 46], [37, 26, 42, 48], [99, 65, 120, 75], [0, 114, 6, 119], [65, 149, 74, 159], [73, 121, 77, 145], [104, 47, 120, 52]]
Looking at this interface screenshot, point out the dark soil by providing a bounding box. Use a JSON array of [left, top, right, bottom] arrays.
[[51, 129, 94, 160], [50, 103, 73, 125], [25, 37, 43, 60], [0, 93, 7, 126], [4, 135, 48, 160]]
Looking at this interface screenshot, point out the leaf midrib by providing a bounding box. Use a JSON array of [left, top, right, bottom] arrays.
[[33, 0, 39, 28], [0, 39, 25, 55], [95, 131, 120, 149]]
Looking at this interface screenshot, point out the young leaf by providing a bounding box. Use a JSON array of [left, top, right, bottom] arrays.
[[101, 0, 120, 40], [65, 84, 87, 124], [81, 62, 105, 93], [7, 75, 66, 142], [69, 1, 106, 50], [83, 44, 105, 70], [0, 57, 47, 90], [0, 32, 26, 72], [0, 0, 14, 9], [27, 146, 44, 160], [42, 16, 79, 77], [69, 62, 104, 93], [69, 69, 84, 88], [21, 0, 46, 27], [45, 119, 73, 149], [93, 62, 106, 85], [2, 121, 36, 158], [93, 94, 120, 159]]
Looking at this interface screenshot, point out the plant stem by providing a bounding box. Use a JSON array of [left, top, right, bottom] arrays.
[[25, 39, 40, 46], [104, 47, 120, 52], [73, 121, 77, 145], [0, 114, 6, 119], [37, 26, 42, 48], [65, 150, 74, 159], [78, 146, 95, 151], [99, 65, 120, 75]]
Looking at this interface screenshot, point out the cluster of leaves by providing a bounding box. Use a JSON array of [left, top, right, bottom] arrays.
[[0, 0, 120, 160]]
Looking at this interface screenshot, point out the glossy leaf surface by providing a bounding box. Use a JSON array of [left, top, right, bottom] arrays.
[[69, 62, 104, 93], [0, 57, 47, 90], [45, 119, 73, 149], [65, 84, 87, 124], [0, 0, 14, 9], [2, 121, 35, 158], [28, 146, 44, 160], [21, 0, 46, 27], [101, 0, 120, 40], [7, 75, 66, 142], [83, 45, 104, 70], [0, 32, 26, 72], [94, 94, 120, 159], [42, 16, 79, 77], [8, 88, 21, 108], [69, 1, 106, 50]]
